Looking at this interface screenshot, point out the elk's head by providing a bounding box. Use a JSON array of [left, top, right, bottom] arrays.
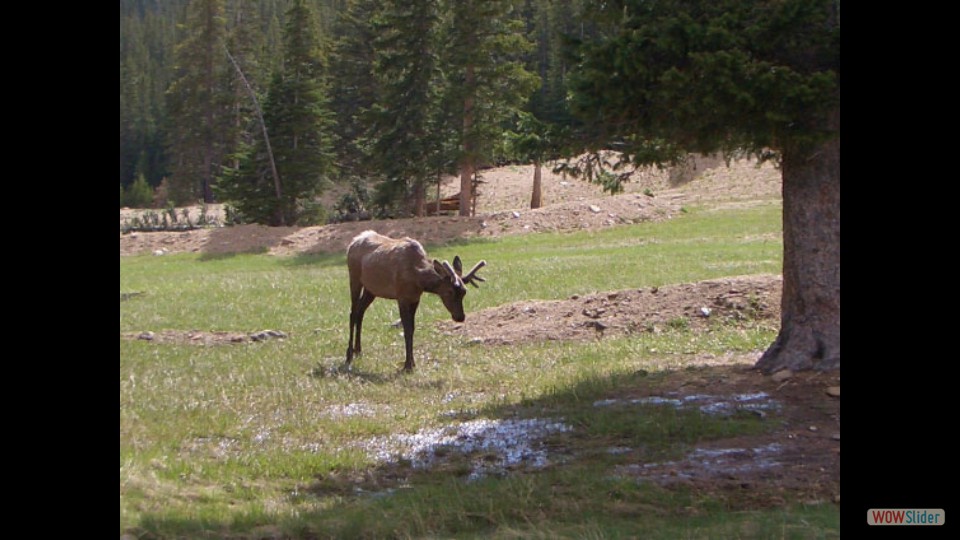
[[432, 256, 486, 323]]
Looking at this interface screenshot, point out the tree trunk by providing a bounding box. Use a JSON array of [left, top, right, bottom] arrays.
[[530, 160, 542, 209], [756, 109, 840, 374], [413, 181, 426, 217], [202, 151, 215, 203], [459, 64, 475, 217], [436, 170, 442, 215]]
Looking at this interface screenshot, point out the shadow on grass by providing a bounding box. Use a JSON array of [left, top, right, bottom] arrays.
[[196, 249, 266, 262], [125, 363, 840, 539], [308, 361, 406, 385]]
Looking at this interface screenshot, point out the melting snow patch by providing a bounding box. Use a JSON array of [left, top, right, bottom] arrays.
[[365, 418, 570, 480], [618, 442, 784, 483], [593, 392, 779, 416], [688, 442, 783, 474], [321, 402, 379, 418]]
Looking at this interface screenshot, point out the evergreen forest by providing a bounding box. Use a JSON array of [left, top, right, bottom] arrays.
[[119, 0, 591, 223]]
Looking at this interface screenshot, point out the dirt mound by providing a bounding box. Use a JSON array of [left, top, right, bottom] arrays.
[[119, 192, 681, 257], [121, 329, 287, 345], [438, 275, 781, 345], [119, 157, 780, 257]]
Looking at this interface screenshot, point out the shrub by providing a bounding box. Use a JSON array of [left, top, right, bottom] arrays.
[[124, 174, 155, 208]]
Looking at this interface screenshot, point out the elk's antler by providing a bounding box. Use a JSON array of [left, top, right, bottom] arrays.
[[462, 260, 486, 287]]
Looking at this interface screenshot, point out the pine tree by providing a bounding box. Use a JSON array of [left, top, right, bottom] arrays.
[[505, 111, 566, 209], [329, 0, 380, 183], [569, 0, 840, 373], [223, 0, 267, 173], [166, 0, 230, 204], [365, 0, 443, 217], [120, 0, 183, 191], [445, 0, 539, 216], [125, 173, 156, 208], [220, 0, 337, 226]]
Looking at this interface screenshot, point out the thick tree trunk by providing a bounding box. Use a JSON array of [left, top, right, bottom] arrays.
[[413, 181, 426, 217], [756, 110, 840, 374], [530, 160, 542, 209]]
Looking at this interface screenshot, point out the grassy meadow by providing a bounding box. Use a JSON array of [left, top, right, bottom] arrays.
[[120, 201, 839, 538]]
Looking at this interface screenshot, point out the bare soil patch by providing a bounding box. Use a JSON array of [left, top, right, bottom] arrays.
[[119, 194, 680, 257], [121, 329, 287, 345], [439, 275, 782, 345], [119, 156, 780, 257]]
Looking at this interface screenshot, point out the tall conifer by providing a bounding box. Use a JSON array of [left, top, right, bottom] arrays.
[[167, 0, 229, 204], [445, 0, 538, 215], [365, 0, 442, 216], [220, 0, 336, 226]]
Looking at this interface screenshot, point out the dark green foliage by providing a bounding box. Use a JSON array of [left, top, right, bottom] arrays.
[[120, 0, 184, 189], [220, 0, 337, 226], [567, 0, 841, 374], [166, 0, 231, 204], [522, 0, 587, 128], [568, 0, 840, 163], [364, 0, 443, 216], [332, 178, 371, 221], [329, 0, 380, 182], [120, 0, 609, 214], [505, 110, 567, 165], [446, 0, 540, 161], [124, 173, 157, 208]]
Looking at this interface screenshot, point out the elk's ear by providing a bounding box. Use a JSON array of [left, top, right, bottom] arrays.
[[433, 259, 447, 276], [453, 256, 463, 275]]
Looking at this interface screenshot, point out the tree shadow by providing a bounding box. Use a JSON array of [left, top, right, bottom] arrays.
[[197, 225, 298, 260], [124, 362, 840, 538], [280, 252, 347, 269]]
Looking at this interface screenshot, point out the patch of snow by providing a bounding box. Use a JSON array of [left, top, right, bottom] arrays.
[[321, 402, 379, 418], [618, 442, 784, 482], [364, 418, 571, 480], [593, 392, 780, 416]]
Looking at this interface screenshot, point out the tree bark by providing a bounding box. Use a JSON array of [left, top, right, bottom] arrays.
[[413, 181, 426, 217], [436, 170, 442, 215], [530, 160, 542, 209], [756, 109, 840, 374], [459, 64, 476, 217]]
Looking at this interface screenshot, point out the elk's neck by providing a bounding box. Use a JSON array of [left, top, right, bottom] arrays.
[[417, 267, 445, 294]]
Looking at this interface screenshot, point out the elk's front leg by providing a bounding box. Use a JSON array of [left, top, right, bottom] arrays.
[[346, 289, 375, 366], [398, 300, 420, 372]]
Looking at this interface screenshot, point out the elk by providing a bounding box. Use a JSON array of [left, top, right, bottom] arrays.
[[345, 230, 486, 372]]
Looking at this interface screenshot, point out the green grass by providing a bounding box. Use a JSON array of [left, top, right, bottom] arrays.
[[120, 202, 838, 538]]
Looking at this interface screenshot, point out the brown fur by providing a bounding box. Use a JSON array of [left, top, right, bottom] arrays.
[[345, 231, 485, 372]]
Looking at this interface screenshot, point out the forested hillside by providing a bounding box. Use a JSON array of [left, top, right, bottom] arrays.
[[119, 0, 589, 220]]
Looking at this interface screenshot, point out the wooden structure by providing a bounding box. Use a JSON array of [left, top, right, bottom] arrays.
[[426, 193, 461, 216]]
